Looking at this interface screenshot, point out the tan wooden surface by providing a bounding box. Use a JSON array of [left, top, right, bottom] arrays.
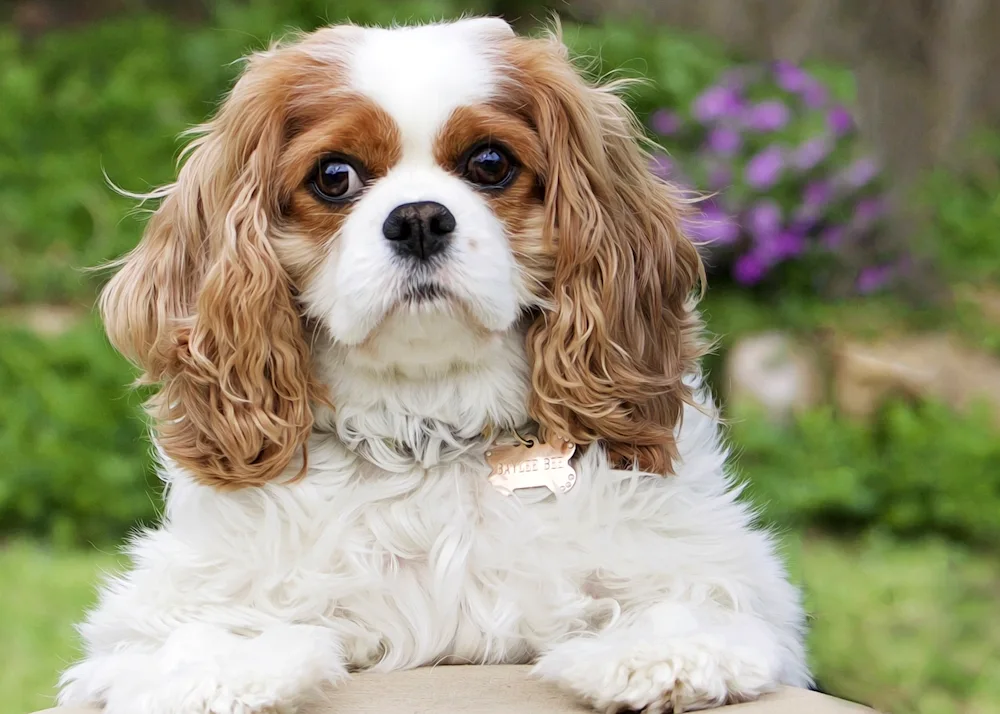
[[32, 664, 878, 713]]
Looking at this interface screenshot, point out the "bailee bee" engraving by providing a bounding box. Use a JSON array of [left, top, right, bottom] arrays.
[[486, 438, 577, 496]]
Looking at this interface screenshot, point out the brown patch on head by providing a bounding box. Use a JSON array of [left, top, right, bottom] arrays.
[[434, 103, 552, 302], [279, 97, 402, 199], [491, 31, 707, 476], [274, 96, 401, 285], [433, 104, 544, 173], [97, 26, 382, 488]]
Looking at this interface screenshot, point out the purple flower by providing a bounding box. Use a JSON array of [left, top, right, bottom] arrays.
[[803, 181, 833, 208], [651, 109, 683, 136], [745, 146, 784, 189], [842, 157, 880, 188], [773, 230, 805, 258], [850, 197, 886, 230], [827, 105, 854, 136], [692, 86, 743, 122], [857, 265, 894, 294], [733, 253, 768, 285], [792, 137, 833, 171], [743, 100, 790, 132], [802, 80, 828, 109], [793, 184, 830, 228], [820, 225, 846, 249], [792, 193, 825, 229], [773, 61, 810, 92], [746, 200, 782, 240], [661, 64, 888, 289], [773, 61, 828, 106], [754, 225, 803, 262], [684, 204, 739, 245], [856, 197, 886, 220], [705, 126, 742, 155], [707, 164, 733, 190], [790, 209, 820, 233]]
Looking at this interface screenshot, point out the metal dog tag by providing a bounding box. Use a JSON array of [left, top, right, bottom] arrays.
[[486, 438, 577, 496]]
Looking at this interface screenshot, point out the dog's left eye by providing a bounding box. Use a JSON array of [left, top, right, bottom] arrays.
[[462, 144, 516, 188]]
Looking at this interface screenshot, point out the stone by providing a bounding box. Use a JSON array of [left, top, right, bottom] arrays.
[[0, 304, 84, 337], [724, 331, 824, 421], [833, 333, 1000, 423]]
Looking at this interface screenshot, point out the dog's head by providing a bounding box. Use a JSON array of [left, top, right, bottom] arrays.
[[101, 18, 705, 487]]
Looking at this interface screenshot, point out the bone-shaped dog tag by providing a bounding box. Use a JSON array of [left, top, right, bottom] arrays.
[[486, 438, 577, 496]]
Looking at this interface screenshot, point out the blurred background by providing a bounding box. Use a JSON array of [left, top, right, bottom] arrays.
[[1, 1, 998, 712]]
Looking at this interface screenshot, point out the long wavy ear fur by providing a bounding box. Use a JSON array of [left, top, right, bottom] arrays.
[[99, 53, 318, 488], [505, 32, 706, 475]]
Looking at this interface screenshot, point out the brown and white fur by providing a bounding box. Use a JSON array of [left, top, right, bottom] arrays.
[[59, 18, 810, 714]]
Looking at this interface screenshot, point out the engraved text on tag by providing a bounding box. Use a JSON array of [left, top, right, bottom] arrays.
[[486, 438, 577, 496]]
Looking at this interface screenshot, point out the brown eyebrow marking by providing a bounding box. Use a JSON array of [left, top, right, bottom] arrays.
[[278, 95, 403, 197], [434, 104, 544, 175]]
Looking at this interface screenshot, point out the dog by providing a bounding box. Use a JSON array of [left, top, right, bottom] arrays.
[[59, 17, 810, 714]]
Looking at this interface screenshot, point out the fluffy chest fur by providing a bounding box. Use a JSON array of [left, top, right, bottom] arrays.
[[178, 442, 613, 669], [71, 383, 809, 714], [158, 415, 740, 673]]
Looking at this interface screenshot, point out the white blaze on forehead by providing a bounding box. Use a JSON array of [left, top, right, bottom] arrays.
[[347, 19, 509, 158]]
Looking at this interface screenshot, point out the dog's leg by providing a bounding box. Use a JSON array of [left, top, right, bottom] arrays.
[[532, 416, 811, 712], [57, 522, 349, 714], [59, 622, 346, 714], [534, 599, 808, 713]]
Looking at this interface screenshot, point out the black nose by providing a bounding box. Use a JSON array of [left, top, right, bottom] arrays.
[[382, 201, 456, 260]]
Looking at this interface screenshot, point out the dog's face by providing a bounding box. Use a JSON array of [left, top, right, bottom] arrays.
[[288, 20, 543, 347], [100, 18, 705, 487]]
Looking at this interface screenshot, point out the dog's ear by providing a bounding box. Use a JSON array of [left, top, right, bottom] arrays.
[[100, 53, 319, 488], [506, 33, 706, 475]]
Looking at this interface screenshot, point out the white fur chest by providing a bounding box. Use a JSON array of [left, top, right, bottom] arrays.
[[162, 435, 621, 672], [70, 396, 812, 714]]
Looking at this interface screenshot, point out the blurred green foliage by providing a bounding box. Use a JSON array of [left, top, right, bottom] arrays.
[[735, 401, 1000, 546], [0, 0, 999, 550], [559, 22, 729, 117], [916, 131, 1000, 285], [0, 320, 158, 546]]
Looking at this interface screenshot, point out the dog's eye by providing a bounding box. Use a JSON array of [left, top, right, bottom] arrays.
[[310, 156, 365, 202], [462, 144, 516, 188]]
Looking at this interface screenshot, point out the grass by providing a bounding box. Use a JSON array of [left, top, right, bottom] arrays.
[[787, 535, 1000, 714], [2, 536, 998, 714], [0, 544, 123, 714]]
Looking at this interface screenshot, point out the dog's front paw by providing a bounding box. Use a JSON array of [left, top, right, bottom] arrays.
[[534, 635, 776, 713], [59, 624, 346, 714]]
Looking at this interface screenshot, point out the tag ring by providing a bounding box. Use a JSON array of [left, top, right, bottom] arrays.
[[511, 427, 535, 447]]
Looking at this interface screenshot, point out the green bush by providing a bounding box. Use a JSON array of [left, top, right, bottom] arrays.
[[0, 319, 158, 546], [558, 22, 730, 117], [734, 401, 1000, 546], [917, 131, 1000, 285]]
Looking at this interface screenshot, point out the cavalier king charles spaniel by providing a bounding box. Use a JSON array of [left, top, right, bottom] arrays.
[[59, 17, 810, 714]]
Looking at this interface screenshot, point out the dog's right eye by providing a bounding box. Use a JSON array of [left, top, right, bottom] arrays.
[[310, 156, 366, 202]]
